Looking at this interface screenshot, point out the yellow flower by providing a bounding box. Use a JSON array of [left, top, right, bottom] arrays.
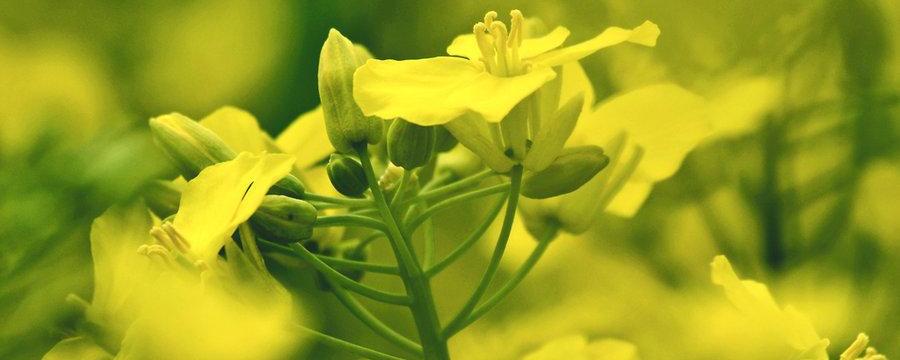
[[354, 10, 659, 172], [45, 153, 304, 360], [518, 62, 710, 235], [710, 255, 830, 360]]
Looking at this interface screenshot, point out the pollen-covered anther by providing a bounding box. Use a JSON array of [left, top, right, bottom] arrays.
[[161, 222, 191, 253], [473, 22, 496, 72], [483, 10, 497, 27], [489, 21, 510, 75], [137, 244, 174, 265]]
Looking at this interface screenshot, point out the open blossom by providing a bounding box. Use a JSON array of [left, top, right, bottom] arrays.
[[354, 10, 659, 172]]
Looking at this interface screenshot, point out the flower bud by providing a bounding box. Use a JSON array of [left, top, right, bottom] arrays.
[[249, 195, 318, 244], [149, 113, 235, 180], [318, 29, 382, 153], [433, 125, 458, 153], [150, 113, 306, 198], [143, 180, 181, 218], [387, 119, 435, 169], [521, 146, 609, 199], [326, 154, 368, 197]]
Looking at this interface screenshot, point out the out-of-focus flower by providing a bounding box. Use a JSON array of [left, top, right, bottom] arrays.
[[711, 255, 830, 359], [523, 335, 639, 360], [354, 10, 658, 172], [44, 153, 304, 360]]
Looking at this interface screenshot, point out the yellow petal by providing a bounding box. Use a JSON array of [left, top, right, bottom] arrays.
[[444, 113, 514, 173], [275, 106, 335, 169], [354, 57, 556, 125], [447, 26, 571, 61], [530, 21, 660, 67], [88, 204, 156, 337], [707, 76, 781, 138], [559, 62, 596, 113], [173, 152, 295, 262], [199, 106, 269, 154]]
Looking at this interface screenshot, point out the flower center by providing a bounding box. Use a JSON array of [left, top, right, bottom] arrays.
[[474, 10, 525, 76]]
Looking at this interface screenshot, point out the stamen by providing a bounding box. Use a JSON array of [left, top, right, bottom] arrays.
[[161, 222, 191, 253], [840, 333, 869, 360], [150, 226, 176, 251], [490, 21, 509, 76], [473, 22, 495, 72], [483, 11, 497, 28], [138, 244, 174, 266], [507, 10, 524, 75]]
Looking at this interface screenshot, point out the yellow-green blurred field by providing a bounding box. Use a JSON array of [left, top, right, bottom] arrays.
[[1, 0, 898, 359]]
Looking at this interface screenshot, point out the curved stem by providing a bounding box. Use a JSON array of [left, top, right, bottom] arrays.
[[329, 282, 424, 356], [405, 183, 510, 235], [294, 325, 405, 360], [316, 214, 387, 232], [289, 243, 411, 306], [442, 165, 523, 339], [318, 254, 400, 275], [416, 169, 495, 202], [304, 192, 373, 207], [459, 229, 556, 330], [357, 144, 450, 360], [424, 195, 507, 278]]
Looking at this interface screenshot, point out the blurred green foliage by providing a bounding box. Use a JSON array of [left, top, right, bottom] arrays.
[[0, 0, 897, 359]]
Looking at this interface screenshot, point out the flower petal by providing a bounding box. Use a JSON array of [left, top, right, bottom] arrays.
[[446, 26, 571, 61], [275, 106, 335, 169], [354, 57, 556, 125], [580, 84, 709, 181], [530, 21, 660, 67], [199, 106, 269, 154], [88, 203, 155, 336], [173, 152, 295, 262]]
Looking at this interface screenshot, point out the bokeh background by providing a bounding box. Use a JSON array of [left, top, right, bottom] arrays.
[[1, 0, 897, 359]]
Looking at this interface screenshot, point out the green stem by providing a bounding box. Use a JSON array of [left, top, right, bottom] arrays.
[[405, 183, 509, 235], [288, 243, 411, 306], [442, 165, 523, 339], [318, 254, 400, 275], [417, 169, 494, 202], [459, 228, 555, 330], [328, 282, 424, 356], [257, 239, 399, 275], [294, 325, 405, 360], [304, 192, 373, 207], [425, 195, 507, 278], [357, 144, 450, 360], [238, 223, 266, 271], [315, 214, 387, 232]]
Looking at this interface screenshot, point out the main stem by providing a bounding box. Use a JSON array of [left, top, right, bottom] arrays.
[[356, 144, 450, 360]]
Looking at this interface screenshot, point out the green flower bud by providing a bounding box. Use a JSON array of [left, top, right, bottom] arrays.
[[433, 125, 458, 153], [249, 195, 318, 244], [318, 29, 382, 153], [387, 119, 435, 169], [149, 113, 306, 198], [521, 146, 609, 199], [149, 113, 235, 180], [143, 180, 181, 218], [326, 154, 368, 197]]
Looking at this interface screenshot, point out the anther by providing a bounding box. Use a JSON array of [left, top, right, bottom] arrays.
[[138, 244, 174, 266], [150, 226, 176, 251], [483, 11, 497, 28], [161, 222, 191, 253], [507, 10, 524, 75], [490, 21, 510, 76], [473, 22, 496, 72]]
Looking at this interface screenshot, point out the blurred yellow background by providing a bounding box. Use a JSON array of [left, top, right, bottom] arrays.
[[1, 0, 897, 359]]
